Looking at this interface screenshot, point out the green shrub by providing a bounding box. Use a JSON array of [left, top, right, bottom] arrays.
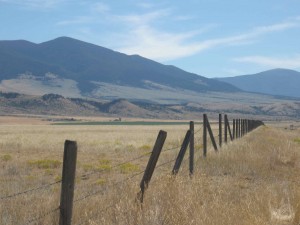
[[293, 138, 300, 143], [140, 144, 152, 151], [97, 159, 112, 171], [82, 164, 94, 171], [1, 154, 12, 161], [96, 164, 112, 171], [94, 178, 106, 185], [98, 159, 111, 165], [119, 163, 140, 174], [28, 159, 61, 169]]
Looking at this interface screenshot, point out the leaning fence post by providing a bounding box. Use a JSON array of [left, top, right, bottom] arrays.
[[205, 114, 218, 151], [138, 130, 167, 203], [203, 114, 207, 157], [59, 140, 77, 225], [233, 119, 236, 139], [224, 114, 228, 144], [225, 115, 233, 141], [172, 130, 192, 175], [219, 114, 222, 148], [189, 121, 194, 176]]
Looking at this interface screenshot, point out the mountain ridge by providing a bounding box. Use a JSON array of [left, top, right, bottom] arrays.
[[0, 36, 239, 99], [1, 91, 300, 120], [216, 68, 300, 98]]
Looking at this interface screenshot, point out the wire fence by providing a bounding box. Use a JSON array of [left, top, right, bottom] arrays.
[[1, 116, 263, 225], [0, 180, 61, 200], [78, 150, 152, 179], [74, 169, 146, 204]]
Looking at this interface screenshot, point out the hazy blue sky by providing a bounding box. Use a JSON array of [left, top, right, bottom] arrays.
[[1, 0, 300, 77]]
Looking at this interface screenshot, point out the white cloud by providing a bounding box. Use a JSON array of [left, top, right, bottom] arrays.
[[233, 55, 300, 69], [118, 25, 202, 61], [56, 16, 93, 26], [0, 0, 63, 8], [249, 21, 299, 36], [222, 68, 246, 77], [116, 9, 171, 26], [53, 2, 300, 62], [117, 18, 300, 61]]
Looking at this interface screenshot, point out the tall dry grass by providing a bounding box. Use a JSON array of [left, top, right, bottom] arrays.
[[0, 123, 299, 225]]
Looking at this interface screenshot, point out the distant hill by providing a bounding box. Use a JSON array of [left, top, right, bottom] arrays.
[[1, 92, 300, 120], [0, 37, 239, 101], [216, 69, 300, 98]]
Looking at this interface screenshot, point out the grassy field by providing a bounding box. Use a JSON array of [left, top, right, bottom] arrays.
[[0, 119, 299, 225]]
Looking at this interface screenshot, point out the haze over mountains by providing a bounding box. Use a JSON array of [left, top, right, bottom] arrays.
[[217, 69, 300, 98]]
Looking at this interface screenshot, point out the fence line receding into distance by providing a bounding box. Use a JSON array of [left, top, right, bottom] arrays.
[[1, 114, 264, 225]]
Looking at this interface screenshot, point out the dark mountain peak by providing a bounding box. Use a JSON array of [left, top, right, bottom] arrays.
[[40, 36, 85, 45], [39, 36, 114, 53]]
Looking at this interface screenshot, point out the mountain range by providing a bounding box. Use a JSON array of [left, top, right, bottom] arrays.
[[0, 36, 239, 103], [1, 36, 300, 119], [217, 68, 300, 98]]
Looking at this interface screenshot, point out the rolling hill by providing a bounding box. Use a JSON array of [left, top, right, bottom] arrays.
[[0, 37, 239, 102], [1, 92, 300, 120], [216, 69, 300, 98]]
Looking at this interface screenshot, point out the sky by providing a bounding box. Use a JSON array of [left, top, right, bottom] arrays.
[[0, 0, 300, 78]]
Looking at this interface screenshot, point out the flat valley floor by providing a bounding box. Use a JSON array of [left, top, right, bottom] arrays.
[[0, 115, 299, 225]]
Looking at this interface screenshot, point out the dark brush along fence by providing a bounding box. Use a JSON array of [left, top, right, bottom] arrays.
[[1, 114, 264, 225]]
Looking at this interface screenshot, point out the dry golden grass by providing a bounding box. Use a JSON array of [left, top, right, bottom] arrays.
[[0, 122, 299, 225]]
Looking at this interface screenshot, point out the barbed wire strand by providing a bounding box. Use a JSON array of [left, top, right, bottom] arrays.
[[160, 145, 180, 153], [75, 158, 178, 225], [160, 123, 202, 154], [74, 169, 145, 203], [0, 180, 61, 200], [23, 164, 148, 224], [156, 158, 176, 169], [79, 151, 152, 179]]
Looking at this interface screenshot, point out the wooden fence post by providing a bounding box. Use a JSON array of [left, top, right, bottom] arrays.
[[219, 114, 222, 148], [224, 114, 228, 144], [189, 121, 194, 176], [240, 119, 243, 137], [238, 119, 241, 138], [59, 140, 78, 225], [225, 115, 233, 141], [236, 119, 238, 138], [203, 114, 207, 157], [138, 130, 167, 203], [204, 114, 218, 151], [172, 130, 192, 175], [233, 119, 236, 140]]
